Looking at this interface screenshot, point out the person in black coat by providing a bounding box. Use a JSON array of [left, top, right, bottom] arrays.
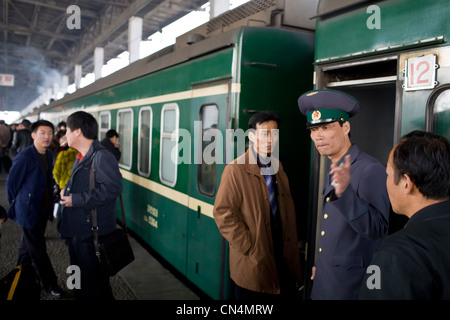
[[359, 131, 450, 299], [100, 129, 121, 161], [60, 112, 122, 300]]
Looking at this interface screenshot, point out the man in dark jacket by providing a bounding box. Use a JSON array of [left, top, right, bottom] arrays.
[[298, 89, 390, 299], [60, 111, 122, 300], [359, 131, 450, 299], [100, 129, 121, 161], [6, 120, 62, 298]]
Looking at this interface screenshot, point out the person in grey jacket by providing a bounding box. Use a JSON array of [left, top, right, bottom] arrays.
[[60, 111, 122, 300]]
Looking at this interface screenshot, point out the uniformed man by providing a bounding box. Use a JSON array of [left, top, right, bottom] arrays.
[[298, 89, 390, 300]]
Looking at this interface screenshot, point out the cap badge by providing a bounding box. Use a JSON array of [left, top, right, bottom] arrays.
[[312, 110, 321, 121]]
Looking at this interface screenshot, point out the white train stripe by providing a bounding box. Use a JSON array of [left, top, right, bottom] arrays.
[[120, 168, 215, 219]]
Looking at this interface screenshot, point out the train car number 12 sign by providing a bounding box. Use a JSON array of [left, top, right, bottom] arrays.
[[404, 54, 438, 91]]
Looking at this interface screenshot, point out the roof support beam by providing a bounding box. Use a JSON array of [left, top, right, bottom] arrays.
[[63, 0, 165, 74], [0, 23, 79, 41]]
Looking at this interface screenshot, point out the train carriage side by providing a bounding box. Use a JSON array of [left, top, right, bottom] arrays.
[[39, 25, 315, 299], [185, 26, 315, 298], [39, 35, 238, 299], [307, 0, 450, 297]]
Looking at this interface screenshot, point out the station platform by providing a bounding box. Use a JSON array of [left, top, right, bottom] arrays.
[[0, 172, 201, 301]]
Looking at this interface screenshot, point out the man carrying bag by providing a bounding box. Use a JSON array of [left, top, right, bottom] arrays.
[[60, 111, 129, 300]]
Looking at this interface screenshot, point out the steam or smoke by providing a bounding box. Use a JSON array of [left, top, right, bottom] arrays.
[[0, 45, 64, 114]]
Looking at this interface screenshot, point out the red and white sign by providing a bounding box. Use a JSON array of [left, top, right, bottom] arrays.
[[0, 74, 14, 87], [405, 54, 437, 91]]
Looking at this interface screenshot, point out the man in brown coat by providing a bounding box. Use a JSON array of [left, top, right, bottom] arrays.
[[213, 112, 302, 300]]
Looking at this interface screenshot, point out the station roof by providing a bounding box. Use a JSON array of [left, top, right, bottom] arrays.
[[0, 0, 207, 112]]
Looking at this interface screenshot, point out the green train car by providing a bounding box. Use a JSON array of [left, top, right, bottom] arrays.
[[34, 9, 315, 298], [307, 0, 450, 295], [22, 0, 450, 300]]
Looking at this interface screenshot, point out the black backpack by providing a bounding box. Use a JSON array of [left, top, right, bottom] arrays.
[[0, 264, 41, 300]]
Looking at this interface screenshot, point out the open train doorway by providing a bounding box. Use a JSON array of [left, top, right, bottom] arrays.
[[314, 54, 408, 233], [332, 84, 395, 167], [327, 83, 409, 232]]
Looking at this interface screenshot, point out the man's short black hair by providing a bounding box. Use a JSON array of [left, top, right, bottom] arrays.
[[57, 121, 67, 129], [67, 111, 98, 140], [248, 111, 280, 129], [31, 120, 54, 133], [21, 119, 31, 128], [393, 130, 450, 200], [105, 129, 119, 139]]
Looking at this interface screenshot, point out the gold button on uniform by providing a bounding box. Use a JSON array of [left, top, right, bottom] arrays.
[[326, 197, 330, 202], [321, 231, 325, 236], [324, 213, 328, 219], [319, 248, 322, 252]]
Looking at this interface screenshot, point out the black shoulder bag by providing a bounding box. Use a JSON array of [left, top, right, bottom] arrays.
[[90, 152, 135, 276]]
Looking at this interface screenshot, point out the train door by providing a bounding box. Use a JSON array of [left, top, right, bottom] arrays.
[[186, 80, 231, 299], [306, 55, 404, 295]]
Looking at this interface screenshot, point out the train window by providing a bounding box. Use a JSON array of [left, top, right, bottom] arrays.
[[160, 103, 179, 187], [198, 104, 219, 196], [117, 109, 133, 170], [432, 88, 450, 140], [99, 111, 111, 140], [138, 107, 153, 177]]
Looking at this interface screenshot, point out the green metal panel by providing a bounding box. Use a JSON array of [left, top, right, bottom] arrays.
[[186, 86, 230, 299], [121, 178, 189, 272], [401, 90, 430, 135], [61, 48, 234, 121], [315, 0, 450, 61], [237, 27, 315, 244], [114, 50, 236, 281]]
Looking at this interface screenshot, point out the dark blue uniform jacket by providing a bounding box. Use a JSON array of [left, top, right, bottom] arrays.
[[60, 140, 122, 238], [6, 144, 54, 228], [311, 145, 390, 300]]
